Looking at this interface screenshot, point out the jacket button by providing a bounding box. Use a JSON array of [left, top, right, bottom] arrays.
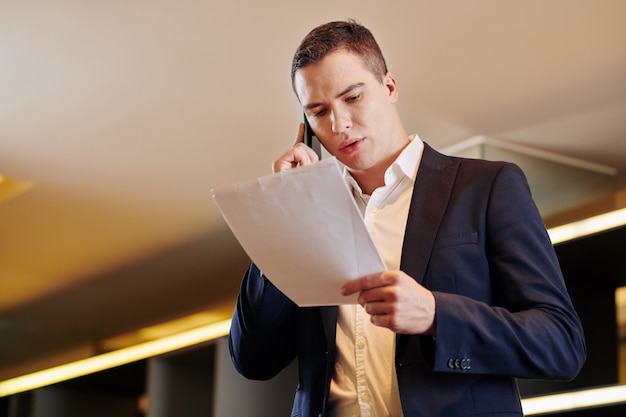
[[447, 357, 471, 370]]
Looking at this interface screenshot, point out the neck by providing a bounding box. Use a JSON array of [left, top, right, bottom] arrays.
[[350, 166, 387, 196], [349, 113, 410, 195], [350, 139, 409, 195]]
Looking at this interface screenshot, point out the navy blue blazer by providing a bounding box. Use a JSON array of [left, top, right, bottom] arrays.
[[229, 143, 586, 417]]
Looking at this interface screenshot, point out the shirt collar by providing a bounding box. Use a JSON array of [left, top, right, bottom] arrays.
[[394, 133, 424, 182]]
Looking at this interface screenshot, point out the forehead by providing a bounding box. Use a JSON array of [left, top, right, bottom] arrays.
[[293, 51, 376, 103]]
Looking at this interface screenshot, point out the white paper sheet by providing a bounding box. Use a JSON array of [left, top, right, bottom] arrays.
[[211, 157, 386, 306]]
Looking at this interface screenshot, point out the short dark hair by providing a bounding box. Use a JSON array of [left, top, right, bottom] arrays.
[[291, 20, 389, 89]]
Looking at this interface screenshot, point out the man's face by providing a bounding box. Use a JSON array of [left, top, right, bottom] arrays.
[[294, 50, 403, 175]]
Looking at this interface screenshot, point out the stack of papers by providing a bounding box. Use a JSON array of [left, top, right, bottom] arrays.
[[211, 157, 386, 306]]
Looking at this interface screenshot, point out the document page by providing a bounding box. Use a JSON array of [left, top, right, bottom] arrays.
[[211, 157, 386, 306]]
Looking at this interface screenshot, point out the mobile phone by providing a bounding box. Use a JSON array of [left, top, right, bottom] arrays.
[[303, 115, 322, 159]]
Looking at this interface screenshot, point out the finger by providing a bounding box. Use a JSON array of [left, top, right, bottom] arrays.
[[341, 273, 391, 296], [360, 283, 396, 302], [293, 143, 319, 166], [362, 299, 388, 316], [272, 123, 319, 173], [272, 143, 319, 173], [294, 122, 305, 145]]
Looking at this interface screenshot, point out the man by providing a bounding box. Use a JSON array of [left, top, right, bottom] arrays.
[[229, 20, 586, 417]]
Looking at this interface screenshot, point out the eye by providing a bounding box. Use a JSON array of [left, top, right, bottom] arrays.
[[311, 108, 327, 117], [346, 93, 361, 102]]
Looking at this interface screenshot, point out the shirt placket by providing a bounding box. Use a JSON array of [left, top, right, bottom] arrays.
[[355, 305, 371, 417]]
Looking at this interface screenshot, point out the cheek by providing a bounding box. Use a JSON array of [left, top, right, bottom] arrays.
[[309, 121, 334, 151], [356, 96, 385, 123], [365, 101, 394, 131], [310, 119, 329, 139]]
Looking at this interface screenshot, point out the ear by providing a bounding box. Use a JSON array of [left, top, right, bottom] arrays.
[[383, 72, 399, 103]]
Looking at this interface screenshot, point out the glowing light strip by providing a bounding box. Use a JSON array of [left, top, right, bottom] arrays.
[[548, 207, 626, 245], [0, 175, 33, 204], [0, 319, 231, 397], [522, 384, 626, 415], [2, 317, 626, 414]]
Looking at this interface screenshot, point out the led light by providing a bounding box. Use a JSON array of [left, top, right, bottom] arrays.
[[0, 175, 32, 204], [548, 207, 626, 245], [99, 311, 231, 351], [522, 384, 626, 415], [0, 318, 231, 397]]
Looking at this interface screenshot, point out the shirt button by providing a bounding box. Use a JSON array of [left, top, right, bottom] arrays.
[[356, 339, 365, 349], [362, 392, 371, 401]]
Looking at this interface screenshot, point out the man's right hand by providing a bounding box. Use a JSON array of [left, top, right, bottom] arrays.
[[272, 123, 320, 173]]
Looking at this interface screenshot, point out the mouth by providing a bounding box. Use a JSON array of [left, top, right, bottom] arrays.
[[338, 138, 364, 154]]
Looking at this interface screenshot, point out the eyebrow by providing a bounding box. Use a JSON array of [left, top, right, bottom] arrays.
[[303, 82, 366, 110]]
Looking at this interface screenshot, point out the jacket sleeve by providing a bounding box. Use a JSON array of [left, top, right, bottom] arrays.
[[228, 262, 299, 380], [426, 162, 586, 380]]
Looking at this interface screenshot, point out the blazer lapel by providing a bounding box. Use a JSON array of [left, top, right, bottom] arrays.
[[400, 143, 459, 283]]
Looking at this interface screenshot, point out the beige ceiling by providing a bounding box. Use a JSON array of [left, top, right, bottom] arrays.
[[1, 0, 626, 377]]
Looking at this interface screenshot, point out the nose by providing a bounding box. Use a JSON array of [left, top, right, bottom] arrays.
[[330, 108, 351, 133]]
